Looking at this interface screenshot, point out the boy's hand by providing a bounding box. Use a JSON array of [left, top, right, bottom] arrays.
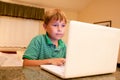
[[48, 58, 65, 66]]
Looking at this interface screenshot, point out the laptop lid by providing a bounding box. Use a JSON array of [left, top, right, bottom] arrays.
[[41, 20, 120, 79], [64, 20, 120, 78]]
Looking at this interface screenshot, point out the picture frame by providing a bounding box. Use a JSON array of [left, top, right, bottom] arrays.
[[94, 20, 112, 27]]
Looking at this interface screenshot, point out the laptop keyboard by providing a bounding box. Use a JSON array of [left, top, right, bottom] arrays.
[[50, 65, 64, 74], [42, 65, 65, 74]]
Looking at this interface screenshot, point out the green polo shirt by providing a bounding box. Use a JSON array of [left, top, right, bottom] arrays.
[[23, 34, 66, 60]]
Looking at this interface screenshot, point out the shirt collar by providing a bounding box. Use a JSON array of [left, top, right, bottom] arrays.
[[45, 33, 65, 48], [45, 33, 53, 45]]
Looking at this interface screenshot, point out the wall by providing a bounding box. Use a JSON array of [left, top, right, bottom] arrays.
[[78, 0, 120, 28], [78, 0, 120, 63]]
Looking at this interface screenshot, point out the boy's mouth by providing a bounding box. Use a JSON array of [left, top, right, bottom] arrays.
[[56, 33, 63, 35], [56, 33, 64, 37]]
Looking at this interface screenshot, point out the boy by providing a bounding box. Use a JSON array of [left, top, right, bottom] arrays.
[[23, 9, 67, 66]]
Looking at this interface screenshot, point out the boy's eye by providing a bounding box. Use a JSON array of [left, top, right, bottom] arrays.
[[62, 24, 65, 27], [53, 24, 58, 27], [52, 23, 66, 27]]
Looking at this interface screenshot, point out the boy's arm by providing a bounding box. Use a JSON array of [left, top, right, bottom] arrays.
[[23, 58, 65, 66]]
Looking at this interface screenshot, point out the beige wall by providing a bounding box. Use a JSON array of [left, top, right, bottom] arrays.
[[78, 0, 120, 28], [78, 0, 120, 63]]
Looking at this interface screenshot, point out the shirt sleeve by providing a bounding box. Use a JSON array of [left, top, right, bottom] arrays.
[[23, 36, 41, 60]]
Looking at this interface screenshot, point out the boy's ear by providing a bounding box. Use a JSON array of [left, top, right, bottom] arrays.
[[43, 23, 47, 29]]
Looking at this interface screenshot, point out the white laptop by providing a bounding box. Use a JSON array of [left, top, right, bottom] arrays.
[[40, 20, 120, 79]]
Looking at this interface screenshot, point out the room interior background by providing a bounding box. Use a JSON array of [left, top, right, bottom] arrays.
[[0, 0, 120, 63]]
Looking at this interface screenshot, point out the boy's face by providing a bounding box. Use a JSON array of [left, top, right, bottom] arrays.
[[44, 19, 66, 41]]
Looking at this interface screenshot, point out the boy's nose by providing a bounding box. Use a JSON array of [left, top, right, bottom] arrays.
[[58, 26, 62, 31]]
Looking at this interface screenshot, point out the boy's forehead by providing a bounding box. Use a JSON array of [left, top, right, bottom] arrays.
[[50, 18, 66, 23], [49, 19, 66, 24]]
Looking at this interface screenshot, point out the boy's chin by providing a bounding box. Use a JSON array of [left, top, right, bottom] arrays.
[[55, 35, 63, 39], [56, 38, 62, 40], [55, 37, 63, 40]]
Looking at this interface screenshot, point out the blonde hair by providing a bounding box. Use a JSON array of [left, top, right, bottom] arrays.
[[43, 9, 67, 25]]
